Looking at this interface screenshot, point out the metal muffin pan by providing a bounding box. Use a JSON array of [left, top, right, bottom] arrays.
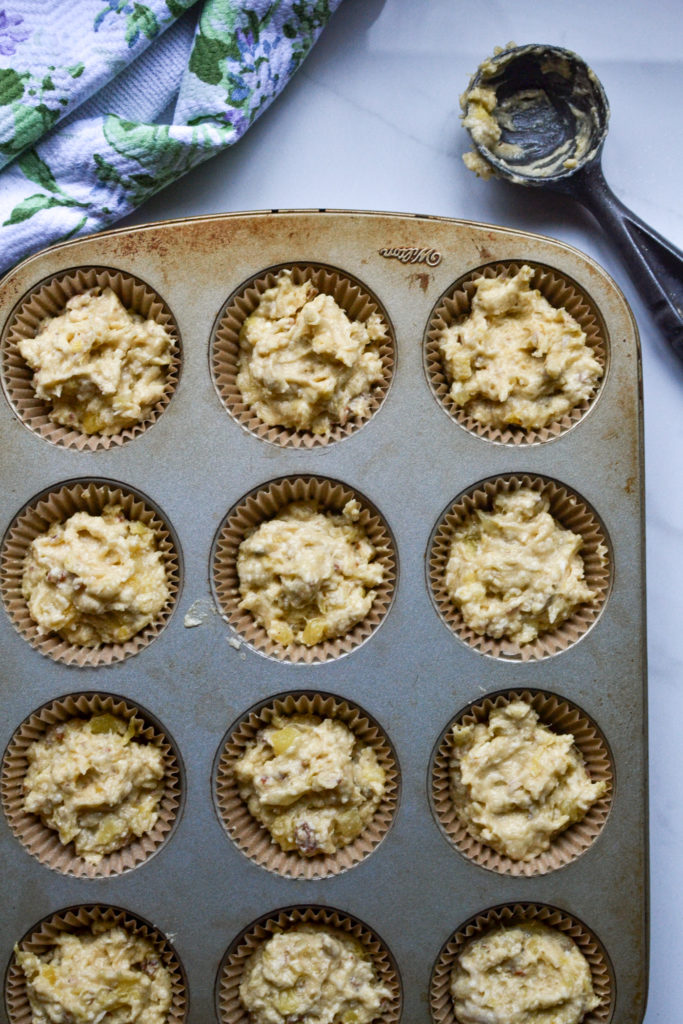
[[0, 211, 647, 1023]]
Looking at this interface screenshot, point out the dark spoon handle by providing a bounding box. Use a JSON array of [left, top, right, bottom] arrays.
[[571, 160, 683, 361]]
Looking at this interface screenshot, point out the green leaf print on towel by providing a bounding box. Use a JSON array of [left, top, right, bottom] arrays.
[[284, 0, 332, 76], [166, 0, 196, 17], [17, 152, 59, 193], [0, 103, 60, 160], [3, 193, 65, 226], [3, 152, 90, 227], [95, 1, 163, 43], [0, 68, 25, 106], [188, 29, 238, 84], [98, 115, 227, 206], [94, 1, 130, 32], [126, 4, 160, 45], [188, 0, 240, 85]]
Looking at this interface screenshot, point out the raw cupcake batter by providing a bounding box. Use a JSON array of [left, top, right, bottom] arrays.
[[451, 921, 599, 1024], [18, 287, 173, 435], [21, 504, 169, 647], [460, 46, 603, 182], [450, 701, 606, 861], [234, 715, 386, 856], [236, 271, 386, 433], [23, 714, 165, 863], [239, 924, 390, 1024], [461, 83, 506, 179], [237, 499, 384, 647], [16, 924, 173, 1024], [445, 488, 596, 645], [438, 265, 602, 430]]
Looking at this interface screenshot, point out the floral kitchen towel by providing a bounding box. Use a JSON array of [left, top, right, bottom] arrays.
[[0, 0, 342, 274]]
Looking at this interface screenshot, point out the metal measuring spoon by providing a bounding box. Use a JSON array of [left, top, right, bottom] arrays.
[[462, 43, 683, 360]]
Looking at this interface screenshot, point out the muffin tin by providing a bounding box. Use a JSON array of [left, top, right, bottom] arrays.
[[0, 211, 646, 1024]]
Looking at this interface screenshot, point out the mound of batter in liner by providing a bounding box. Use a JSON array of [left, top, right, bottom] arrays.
[[237, 499, 384, 647], [235, 715, 386, 856], [23, 714, 165, 863], [445, 488, 595, 645], [451, 922, 599, 1024], [16, 924, 173, 1024], [438, 265, 602, 430], [18, 287, 173, 435], [236, 271, 386, 434], [239, 924, 390, 1024], [22, 504, 169, 647], [450, 702, 607, 861]]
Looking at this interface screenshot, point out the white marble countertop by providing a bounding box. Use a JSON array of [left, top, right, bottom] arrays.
[[121, 2, 683, 1020]]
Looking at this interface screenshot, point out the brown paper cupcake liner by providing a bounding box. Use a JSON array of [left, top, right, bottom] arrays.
[[431, 689, 614, 876], [429, 474, 611, 661], [212, 475, 396, 663], [425, 261, 608, 445], [1, 692, 183, 878], [214, 691, 399, 879], [217, 905, 401, 1024], [430, 902, 614, 1024], [1, 266, 181, 451], [0, 478, 181, 666], [211, 262, 395, 448], [5, 903, 187, 1024]]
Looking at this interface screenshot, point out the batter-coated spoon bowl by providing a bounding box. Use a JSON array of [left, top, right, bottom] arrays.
[[462, 43, 683, 360]]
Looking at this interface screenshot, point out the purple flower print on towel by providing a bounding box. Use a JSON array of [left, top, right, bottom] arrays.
[[0, 10, 29, 56]]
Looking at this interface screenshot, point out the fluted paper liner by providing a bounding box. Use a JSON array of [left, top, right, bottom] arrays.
[[0, 479, 180, 666], [1, 692, 182, 878], [431, 690, 614, 876], [429, 474, 611, 660], [212, 476, 396, 663], [217, 905, 401, 1024], [425, 261, 607, 445], [1, 266, 181, 451], [215, 691, 399, 878], [211, 262, 394, 447], [5, 904, 187, 1024], [430, 902, 614, 1024]]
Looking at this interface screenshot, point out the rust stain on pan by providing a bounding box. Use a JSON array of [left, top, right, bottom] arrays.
[[408, 272, 432, 292]]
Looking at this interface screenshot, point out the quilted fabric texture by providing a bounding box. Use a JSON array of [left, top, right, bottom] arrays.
[[0, 0, 342, 273]]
